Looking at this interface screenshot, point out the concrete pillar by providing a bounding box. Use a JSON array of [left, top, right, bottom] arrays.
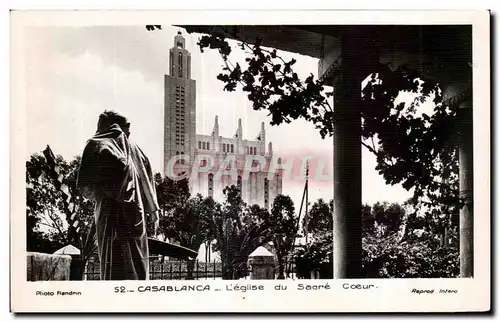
[[53, 245, 83, 280], [442, 84, 473, 278], [332, 29, 373, 279], [247, 246, 275, 280], [458, 101, 474, 277]]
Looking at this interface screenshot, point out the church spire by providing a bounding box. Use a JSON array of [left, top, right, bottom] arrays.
[[174, 31, 185, 49], [212, 115, 219, 137], [169, 31, 191, 78], [234, 118, 243, 139]]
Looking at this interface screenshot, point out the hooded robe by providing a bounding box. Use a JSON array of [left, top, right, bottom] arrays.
[[77, 123, 159, 280]]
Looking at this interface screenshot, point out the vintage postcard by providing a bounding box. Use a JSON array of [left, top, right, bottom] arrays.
[[10, 9, 491, 313]]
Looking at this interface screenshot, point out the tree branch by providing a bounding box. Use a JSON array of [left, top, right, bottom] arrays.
[[213, 31, 334, 114], [43, 208, 67, 242], [362, 141, 377, 154]]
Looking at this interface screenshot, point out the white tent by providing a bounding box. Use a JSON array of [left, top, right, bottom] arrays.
[[53, 245, 81, 256], [249, 246, 274, 258]]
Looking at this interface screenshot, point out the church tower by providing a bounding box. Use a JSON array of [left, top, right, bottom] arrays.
[[163, 30, 282, 209], [164, 31, 196, 176]]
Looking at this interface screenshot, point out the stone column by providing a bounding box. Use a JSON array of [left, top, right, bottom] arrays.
[[247, 246, 275, 280], [53, 245, 83, 280], [442, 84, 473, 278], [458, 100, 474, 278], [331, 28, 375, 279]]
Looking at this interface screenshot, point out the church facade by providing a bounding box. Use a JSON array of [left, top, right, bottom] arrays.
[[163, 32, 283, 209]]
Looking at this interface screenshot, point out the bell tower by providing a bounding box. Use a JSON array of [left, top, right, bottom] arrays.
[[169, 31, 191, 79], [164, 31, 196, 176]]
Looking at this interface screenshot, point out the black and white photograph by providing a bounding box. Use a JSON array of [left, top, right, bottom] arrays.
[[10, 9, 490, 313]]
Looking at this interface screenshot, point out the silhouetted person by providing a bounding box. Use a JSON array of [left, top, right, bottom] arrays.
[[77, 110, 159, 280]]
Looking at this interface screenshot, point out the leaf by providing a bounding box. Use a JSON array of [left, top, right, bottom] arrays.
[[196, 31, 457, 221]]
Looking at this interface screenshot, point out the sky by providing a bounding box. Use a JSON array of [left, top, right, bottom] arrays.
[[23, 24, 431, 208]]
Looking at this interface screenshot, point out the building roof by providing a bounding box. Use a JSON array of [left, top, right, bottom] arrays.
[[53, 245, 80, 255], [249, 246, 274, 257], [178, 25, 472, 86], [179, 25, 471, 60]]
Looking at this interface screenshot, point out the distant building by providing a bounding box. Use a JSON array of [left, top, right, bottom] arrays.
[[163, 32, 283, 209]]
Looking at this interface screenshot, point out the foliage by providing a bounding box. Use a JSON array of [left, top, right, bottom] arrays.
[[145, 25, 465, 278], [26, 153, 68, 253], [154, 173, 191, 215], [302, 198, 333, 235], [294, 231, 333, 279], [361, 204, 376, 236], [269, 194, 298, 279], [153, 174, 191, 239], [153, 173, 212, 279], [361, 69, 462, 217], [26, 153, 96, 259], [164, 194, 215, 279], [362, 201, 406, 237], [362, 231, 459, 278], [293, 198, 459, 279], [26, 212, 66, 254], [162, 194, 213, 248], [361, 200, 459, 278], [63, 155, 98, 259], [293, 198, 333, 279], [145, 25, 464, 222], [210, 185, 273, 279]]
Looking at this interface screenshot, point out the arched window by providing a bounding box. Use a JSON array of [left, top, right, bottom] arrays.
[[230, 144, 234, 153], [264, 178, 269, 210], [207, 142, 210, 150], [178, 53, 183, 77], [198, 141, 201, 149], [169, 52, 174, 75], [222, 144, 226, 152], [237, 175, 242, 195], [202, 142, 206, 150], [208, 174, 214, 198], [277, 173, 282, 194]]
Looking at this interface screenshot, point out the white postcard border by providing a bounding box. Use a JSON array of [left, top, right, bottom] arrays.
[[10, 9, 491, 313]]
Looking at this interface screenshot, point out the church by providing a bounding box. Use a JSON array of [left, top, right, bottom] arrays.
[[163, 31, 283, 209]]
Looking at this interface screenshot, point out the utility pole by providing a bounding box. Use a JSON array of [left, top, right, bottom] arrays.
[[304, 161, 309, 244], [287, 161, 311, 277]]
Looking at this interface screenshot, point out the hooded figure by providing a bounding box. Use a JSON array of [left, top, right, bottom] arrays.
[[77, 111, 159, 280]]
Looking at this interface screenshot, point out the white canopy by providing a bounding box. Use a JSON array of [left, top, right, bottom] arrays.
[[53, 244, 81, 255]]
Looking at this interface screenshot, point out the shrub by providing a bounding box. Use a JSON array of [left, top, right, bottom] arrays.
[[293, 231, 333, 279], [362, 233, 459, 278]]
